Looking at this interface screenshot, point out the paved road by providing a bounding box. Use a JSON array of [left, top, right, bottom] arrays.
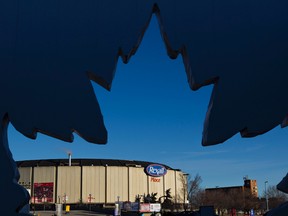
[[31, 210, 113, 216]]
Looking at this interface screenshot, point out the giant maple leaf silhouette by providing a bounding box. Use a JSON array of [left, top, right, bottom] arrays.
[[1, 1, 155, 214], [1, 0, 288, 215], [155, 0, 288, 146]]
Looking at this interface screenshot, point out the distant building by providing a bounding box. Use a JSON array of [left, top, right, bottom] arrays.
[[244, 178, 258, 197], [205, 177, 258, 198]]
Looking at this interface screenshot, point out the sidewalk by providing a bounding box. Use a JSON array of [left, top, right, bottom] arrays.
[[31, 210, 113, 216]]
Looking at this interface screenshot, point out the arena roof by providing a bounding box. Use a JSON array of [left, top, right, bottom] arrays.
[[16, 158, 177, 170]]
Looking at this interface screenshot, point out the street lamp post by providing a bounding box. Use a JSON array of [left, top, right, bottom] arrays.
[[265, 181, 269, 212], [183, 173, 189, 212]]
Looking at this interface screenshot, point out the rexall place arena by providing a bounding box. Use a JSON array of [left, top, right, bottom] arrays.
[[17, 158, 187, 205]]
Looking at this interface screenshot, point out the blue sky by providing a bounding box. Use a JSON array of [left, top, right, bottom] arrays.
[[9, 16, 288, 197]]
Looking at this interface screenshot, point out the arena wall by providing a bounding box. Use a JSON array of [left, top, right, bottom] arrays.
[[17, 159, 187, 205], [82, 166, 106, 203]]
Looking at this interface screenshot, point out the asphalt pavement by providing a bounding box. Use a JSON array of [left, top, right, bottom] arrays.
[[30, 210, 113, 216]]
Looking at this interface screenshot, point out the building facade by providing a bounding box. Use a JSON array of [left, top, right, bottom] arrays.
[[205, 178, 258, 198], [244, 179, 258, 197], [17, 159, 187, 205]]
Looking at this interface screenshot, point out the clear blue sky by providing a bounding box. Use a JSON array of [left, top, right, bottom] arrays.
[[9, 16, 288, 198]]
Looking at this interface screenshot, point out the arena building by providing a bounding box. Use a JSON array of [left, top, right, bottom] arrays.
[[17, 158, 187, 205]]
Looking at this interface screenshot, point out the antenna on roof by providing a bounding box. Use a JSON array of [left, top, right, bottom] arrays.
[[59, 147, 73, 165], [243, 175, 248, 181]]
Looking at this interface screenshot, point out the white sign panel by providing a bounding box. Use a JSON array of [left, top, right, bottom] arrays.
[[150, 203, 161, 212]]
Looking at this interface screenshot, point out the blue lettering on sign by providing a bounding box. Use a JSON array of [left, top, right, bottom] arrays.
[[145, 164, 167, 177]]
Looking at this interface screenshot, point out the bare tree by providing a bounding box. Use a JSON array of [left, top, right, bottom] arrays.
[[204, 186, 261, 215], [177, 173, 205, 210], [188, 173, 204, 210], [265, 185, 288, 209], [178, 173, 189, 211]]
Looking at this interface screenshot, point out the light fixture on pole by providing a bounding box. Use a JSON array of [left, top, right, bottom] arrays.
[[265, 181, 269, 212]]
